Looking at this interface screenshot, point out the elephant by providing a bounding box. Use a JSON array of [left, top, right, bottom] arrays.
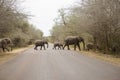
[[63, 36, 85, 50], [34, 40, 48, 50], [53, 42, 63, 50], [86, 43, 99, 51], [86, 43, 94, 51], [43, 40, 48, 48], [0, 38, 13, 52]]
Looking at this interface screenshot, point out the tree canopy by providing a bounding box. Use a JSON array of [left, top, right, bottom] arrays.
[[0, 0, 43, 47], [51, 0, 120, 53]]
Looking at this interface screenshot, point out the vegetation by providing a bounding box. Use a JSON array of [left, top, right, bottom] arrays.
[[0, 0, 43, 48], [51, 0, 120, 54]]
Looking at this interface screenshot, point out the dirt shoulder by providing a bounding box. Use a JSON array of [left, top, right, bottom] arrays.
[[0, 45, 33, 65], [81, 51, 120, 66]]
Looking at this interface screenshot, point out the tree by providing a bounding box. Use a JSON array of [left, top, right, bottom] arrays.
[[51, 0, 120, 53], [0, 0, 43, 47]]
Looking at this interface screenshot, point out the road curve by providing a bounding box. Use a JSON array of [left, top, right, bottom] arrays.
[[0, 44, 120, 80]]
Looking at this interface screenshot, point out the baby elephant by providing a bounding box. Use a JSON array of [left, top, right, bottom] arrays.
[[53, 42, 63, 50], [86, 43, 99, 51]]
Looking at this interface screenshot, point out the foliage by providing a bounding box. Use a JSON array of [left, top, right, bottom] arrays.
[[51, 0, 120, 53], [0, 0, 43, 47]]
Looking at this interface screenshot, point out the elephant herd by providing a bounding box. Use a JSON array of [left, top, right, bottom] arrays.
[[34, 36, 86, 51], [0, 36, 96, 52]]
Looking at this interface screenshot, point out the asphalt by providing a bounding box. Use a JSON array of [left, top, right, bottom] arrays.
[[0, 44, 120, 80]]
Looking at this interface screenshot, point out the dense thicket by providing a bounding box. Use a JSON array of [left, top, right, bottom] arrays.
[[51, 0, 120, 53], [0, 0, 43, 47]]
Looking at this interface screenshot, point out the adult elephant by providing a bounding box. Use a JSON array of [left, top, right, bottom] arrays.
[[53, 42, 63, 50], [63, 36, 85, 50], [34, 40, 48, 50], [0, 38, 13, 52]]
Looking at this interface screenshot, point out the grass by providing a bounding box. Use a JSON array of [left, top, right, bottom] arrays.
[[70, 44, 120, 66], [81, 51, 120, 66], [0, 45, 33, 65], [0, 53, 17, 64]]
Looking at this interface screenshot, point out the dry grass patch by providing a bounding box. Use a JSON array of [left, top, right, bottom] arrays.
[[0, 53, 17, 64], [71, 45, 120, 66], [0, 45, 33, 64], [81, 51, 120, 66]]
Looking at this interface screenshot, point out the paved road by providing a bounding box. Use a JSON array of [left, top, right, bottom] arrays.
[[0, 44, 120, 80]]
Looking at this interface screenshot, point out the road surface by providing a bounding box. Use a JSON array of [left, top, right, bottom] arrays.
[[0, 44, 120, 80]]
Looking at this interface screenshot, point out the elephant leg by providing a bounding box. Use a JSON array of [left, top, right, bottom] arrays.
[[34, 47, 37, 50], [3, 47, 9, 52], [53, 46, 54, 49], [82, 41, 85, 50], [59, 46, 61, 50], [60, 46, 61, 50], [88, 48, 89, 51], [74, 44, 76, 50], [61, 46, 63, 50], [43, 45, 46, 50], [67, 45, 70, 50], [61, 45, 63, 50], [47, 43, 48, 48], [34, 45, 37, 50], [63, 44, 66, 50], [53, 45, 55, 49], [56, 46, 57, 49], [40, 46, 42, 50], [2, 47, 5, 52], [77, 43, 81, 51], [9, 45, 12, 51], [58, 46, 60, 50], [11, 46, 12, 51], [54, 46, 56, 50]]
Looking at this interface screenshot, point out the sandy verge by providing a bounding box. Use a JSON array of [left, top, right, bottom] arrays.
[[0, 45, 33, 65], [81, 51, 120, 66]]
